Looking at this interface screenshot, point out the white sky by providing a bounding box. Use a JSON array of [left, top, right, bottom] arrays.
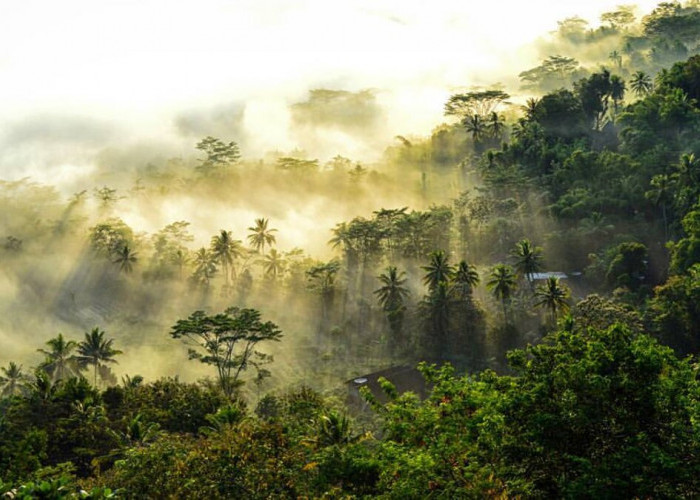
[[0, 0, 663, 173]]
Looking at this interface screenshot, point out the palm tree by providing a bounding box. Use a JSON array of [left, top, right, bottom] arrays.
[[37, 333, 79, 382], [113, 245, 137, 273], [609, 75, 626, 120], [609, 50, 622, 70], [487, 264, 517, 322], [488, 112, 506, 139], [192, 247, 218, 287], [646, 174, 672, 239], [511, 239, 543, 288], [375, 266, 410, 312], [463, 114, 486, 142], [247, 218, 277, 255], [211, 230, 244, 285], [451, 261, 479, 300], [534, 277, 570, 324], [170, 248, 190, 279], [76, 328, 122, 387], [522, 98, 540, 121], [629, 71, 653, 97], [0, 362, 29, 398], [315, 410, 354, 447], [262, 248, 286, 279], [422, 250, 454, 293]]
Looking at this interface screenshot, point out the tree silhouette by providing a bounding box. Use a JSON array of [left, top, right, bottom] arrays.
[[488, 112, 506, 139], [374, 266, 410, 348], [534, 277, 570, 324], [307, 260, 341, 330], [608, 50, 622, 70], [247, 218, 277, 255], [211, 230, 244, 286], [0, 362, 29, 398], [463, 114, 487, 142], [610, 75, 626, 120], [451, 261, 480, 300], [113, 245, 137, 274], [422, 250, 454, 293], [195, 136, 240, 174], [511, 239, 543, 288], [76, 328, 122, 388], [487, 264, 517, 322], [170, 307, 282, 398], [262, 248, 286, 280], [170, 248, 190, 280], [630, 71, 653, 97], [191, 247, 218, 287], [37, 333, 79, 382], [646, 174, 672, 239]]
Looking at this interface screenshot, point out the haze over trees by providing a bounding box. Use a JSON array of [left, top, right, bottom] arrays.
[[4, 1, 700, 496]]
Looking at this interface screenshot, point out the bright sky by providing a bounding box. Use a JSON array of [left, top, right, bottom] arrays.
[[0, 0, 663, 177]]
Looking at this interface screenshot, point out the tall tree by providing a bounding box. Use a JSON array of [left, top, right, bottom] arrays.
[[211, 230, 244, 286], [37, 333, 79, 382], [534, 277, 571, 324], [113, 245, 137, 274], [463, 114, 487, 142], [487, 264, 517, 321], [0, 362, 29, 398], [629, 71, 653, 97], [262, 248, 286, 280], [247, 218, 278, 255], [511, 239, 543, 288], [195, 136, 241, 174], [451, 261, 480, 300], [646, 174, 673, 239], [191, 247, 218, 287], [610, 75, 626, 120], [422, 250, 454, 293], [170, 307, 282, 398], [76, 328, 122, 388], [374, 266, 410, 348]]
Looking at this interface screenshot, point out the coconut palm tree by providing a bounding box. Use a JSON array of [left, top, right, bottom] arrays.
[[37, 333, 79, 382], [629, 71, 653, 97], [609, 50, 622, 70], [463, 114, 487, 142], [76, 328, 122, 387], [451, 261, 480, 300], [522, 98, 540, 121], [211, 230, 244, 285], [609, 75, 626, 120], [113, 245, 137, 273], [247, 218, 277, 255], [422, 250, 454, 293], [488, 112, 506, 139], [0, 362, 29, 398], [646, 174, 672, 239], [170, 248, 190, 279], [511, 239, 543, 288], [192, 247, 218, 287], [487, 264, 517, 322], [262, 248, 286, 280], [375, 266, 410, 312], [534, 277, 570, 324]]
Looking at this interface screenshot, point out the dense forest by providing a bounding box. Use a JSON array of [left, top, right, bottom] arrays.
[[3, 2, 700, 497]]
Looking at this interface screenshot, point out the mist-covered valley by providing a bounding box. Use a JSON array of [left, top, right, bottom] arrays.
[[4, 1, 700, 497]]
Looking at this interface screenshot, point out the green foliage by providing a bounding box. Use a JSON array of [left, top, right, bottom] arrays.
[[605, 241, 648, 290], [170, 307, 282, 398], [76, 329, 122, 389], [103, 377, 228, 434], [519, 56, 585, 92], [195, 136, 240, 174]]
